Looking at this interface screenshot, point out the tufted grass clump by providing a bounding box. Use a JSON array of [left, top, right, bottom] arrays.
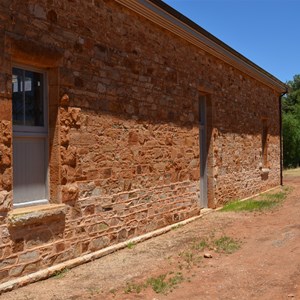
[[214, 236, 240, 254], [126, 241, 136, 249], [124, 272, 184, 295], [147, 272, 184, 294]]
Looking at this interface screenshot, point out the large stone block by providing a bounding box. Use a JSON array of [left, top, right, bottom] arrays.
[[61, 184, 79, 202], [89, 236, 110, 251], [0, 190, 12, 212]]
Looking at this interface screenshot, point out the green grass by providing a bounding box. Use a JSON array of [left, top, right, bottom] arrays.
[[192, 239, 209, 251], [179, 251, 202, 268], [124, 282, 145, 294], [125, 272, 184, 295], [147, 272, 183, 294], [214, 236, 240, 254], [171, 224, 184, 230], [147, 275, 168, 294], [262, 192, 286, 201], [191, 234, 240, 255], [126, 241, 136, 249], [221, 199, 278, 212], [221, 190, 287, 212], [51, 268, 69, 279]]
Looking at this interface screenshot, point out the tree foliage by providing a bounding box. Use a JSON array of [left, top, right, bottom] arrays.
[[282, 74, 300, 168]]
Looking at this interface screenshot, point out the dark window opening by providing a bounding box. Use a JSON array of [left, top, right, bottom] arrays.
[[12, 67, 44, 127]]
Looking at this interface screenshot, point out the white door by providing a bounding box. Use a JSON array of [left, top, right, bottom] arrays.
[[12, 66, 48, 207]]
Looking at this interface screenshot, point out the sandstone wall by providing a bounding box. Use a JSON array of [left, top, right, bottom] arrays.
[[0, 0, 280, 283]]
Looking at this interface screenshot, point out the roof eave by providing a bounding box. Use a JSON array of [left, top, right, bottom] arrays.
[[115, 0, 287, 93]]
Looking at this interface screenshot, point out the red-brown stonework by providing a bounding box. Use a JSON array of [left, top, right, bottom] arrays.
[[0, 0, 285, 284]]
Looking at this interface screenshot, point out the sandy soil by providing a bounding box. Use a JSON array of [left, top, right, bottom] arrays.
[[1, 173, 300, 300]]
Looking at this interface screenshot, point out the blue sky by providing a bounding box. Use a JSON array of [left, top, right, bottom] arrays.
[[163, 0, 299, 83]]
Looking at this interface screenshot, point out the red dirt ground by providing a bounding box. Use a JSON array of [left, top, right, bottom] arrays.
[[2, 173, 300, 300]]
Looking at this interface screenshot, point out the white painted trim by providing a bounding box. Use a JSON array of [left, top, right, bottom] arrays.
[[115, 0, 285, 92], [13, 199, 48, 209]]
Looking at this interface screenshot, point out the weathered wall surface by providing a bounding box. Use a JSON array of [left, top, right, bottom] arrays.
[[0, 0, 280, 283], [0, 26, 13, 215], [212, 75, 280, 205]]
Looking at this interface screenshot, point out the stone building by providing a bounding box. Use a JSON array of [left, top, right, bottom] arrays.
[[0, 0, 286, 288]]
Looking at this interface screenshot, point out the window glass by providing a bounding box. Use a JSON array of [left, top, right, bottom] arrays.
[[12, 67, 44, 127]]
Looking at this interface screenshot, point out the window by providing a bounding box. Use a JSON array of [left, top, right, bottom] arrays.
[[12, 66, 48, 207], [12, 67, 45, 129]]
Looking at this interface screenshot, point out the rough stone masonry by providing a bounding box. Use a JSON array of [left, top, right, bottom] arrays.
[[0, 0, 285, 285]]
